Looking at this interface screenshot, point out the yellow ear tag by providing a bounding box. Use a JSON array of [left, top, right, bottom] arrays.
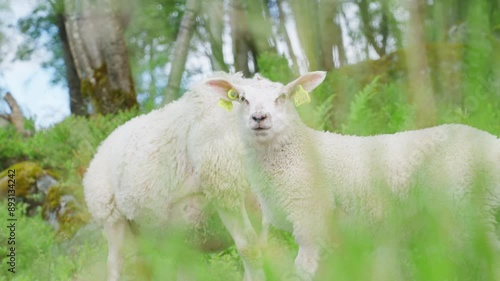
[[218, 99, 233, 111], [294, 85, 311, 107], [227, 89, 238, 100]]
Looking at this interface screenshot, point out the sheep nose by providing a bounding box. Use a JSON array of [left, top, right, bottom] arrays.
[[252, 113, 268, 122]]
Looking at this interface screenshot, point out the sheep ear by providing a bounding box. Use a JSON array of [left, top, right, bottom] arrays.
[[254, 73, 265, 80], [285, 71, 327, 96], [206, 79, 235, 100], [206, 79, 241, 111]]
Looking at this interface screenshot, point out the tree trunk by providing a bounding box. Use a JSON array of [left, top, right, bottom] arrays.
[[164, 0, 200, 103], [64, 0, 137, 115], [289, 0, 322, 70], [200, 0, 228, 72], [334, 17, 347, 66], [358, 0, 387, 57], [64, 0, 91, 82], [380, 0, 389, 52], [244, 0, 276, 55], [230, 0, 252, 76], [318, 0, 339, 70], [277, 0, 299, 73], [99, 0, 137, 110], [406, 0, 437, 128], [56, 13, 87, 116]]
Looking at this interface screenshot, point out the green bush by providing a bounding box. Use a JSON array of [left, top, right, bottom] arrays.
[[0, 109, 139, 182]]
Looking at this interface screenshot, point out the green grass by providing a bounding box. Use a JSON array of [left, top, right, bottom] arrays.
[[1, 183, 498, 281]]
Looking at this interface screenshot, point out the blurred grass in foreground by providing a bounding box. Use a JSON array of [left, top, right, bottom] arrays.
[[1, 174, 498, 281]]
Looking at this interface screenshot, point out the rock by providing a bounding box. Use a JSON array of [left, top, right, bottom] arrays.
[[0, 161, 88, 238], [42, 185, 89, 239], [0, 161, 43, 197], [0, 161, 58, 216], [36, 175, 59, 194]]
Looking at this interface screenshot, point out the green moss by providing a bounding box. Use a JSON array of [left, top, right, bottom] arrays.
[[42, 185, 90, 240], [80, 79, 92, 99], [56, 202, 89, 240], [0, 161, 44, 198], [80, 64, 138, 115], [42, 185, 61, 213]]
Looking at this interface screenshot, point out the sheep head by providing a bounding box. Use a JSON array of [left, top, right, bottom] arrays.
[[206, 71, 326, 143]]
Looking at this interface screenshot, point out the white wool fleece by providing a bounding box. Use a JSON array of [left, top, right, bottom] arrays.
[[84, 73, 248, 225]]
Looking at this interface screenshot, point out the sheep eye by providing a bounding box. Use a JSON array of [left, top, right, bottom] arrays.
[[240, 96, 249, 105], [275, 94, 287, 104]]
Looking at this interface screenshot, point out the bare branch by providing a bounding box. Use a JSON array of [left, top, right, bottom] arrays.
[[3, 92, 25, 134]]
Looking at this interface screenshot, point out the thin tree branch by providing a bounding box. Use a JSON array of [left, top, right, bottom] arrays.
[[3, 92, 25, 134]]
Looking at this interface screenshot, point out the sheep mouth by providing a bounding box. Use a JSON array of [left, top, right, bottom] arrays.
[[252, 126, 270, 131]]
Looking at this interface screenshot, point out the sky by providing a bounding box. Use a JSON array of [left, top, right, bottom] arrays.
[[1, 0, 69, 129]]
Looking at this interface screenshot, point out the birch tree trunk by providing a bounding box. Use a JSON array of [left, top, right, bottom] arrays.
[[164, 0, 200, 103], [318, 0, 342, 70], [334, 19, 347, 66], [358, 0, 387, 57], [277, 0, 299, 73], [289, 0, 322, 71], [230, 0, 253, 76], [245, 0, 276, 55], [201, 0, 228, 72], [406, 0, 437, 127]]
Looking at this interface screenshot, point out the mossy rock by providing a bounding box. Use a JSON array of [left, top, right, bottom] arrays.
[[0, 161, 88, 238], [0, 161, 61, 218], [42, 185, 90, 240], [0, 161, 44, 198]]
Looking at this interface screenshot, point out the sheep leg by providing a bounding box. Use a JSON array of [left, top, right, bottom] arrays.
[[104, 218, 130, 281], [291, 212, 332, 281], [259, 217, 270, 247], [218, 205, 265, 281], [293, 240, 321, 281]]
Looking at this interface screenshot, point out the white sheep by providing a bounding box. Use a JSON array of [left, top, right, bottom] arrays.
[[83, 72, 264, 281], [206, 71, 500, 280]]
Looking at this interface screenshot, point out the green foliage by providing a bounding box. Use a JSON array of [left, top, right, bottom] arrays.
[[339, 75, 414, 136], [315, 94, 336, 132], [126, 0, 184, 109], [15, 0, 65, 85], [256, 52, 294, 84], [0, 203, 105, 281], [0, 0, 10, 68], [0, 109, 139, 180], [0, 126, 28, 169], [341, 76, 382, 135]]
